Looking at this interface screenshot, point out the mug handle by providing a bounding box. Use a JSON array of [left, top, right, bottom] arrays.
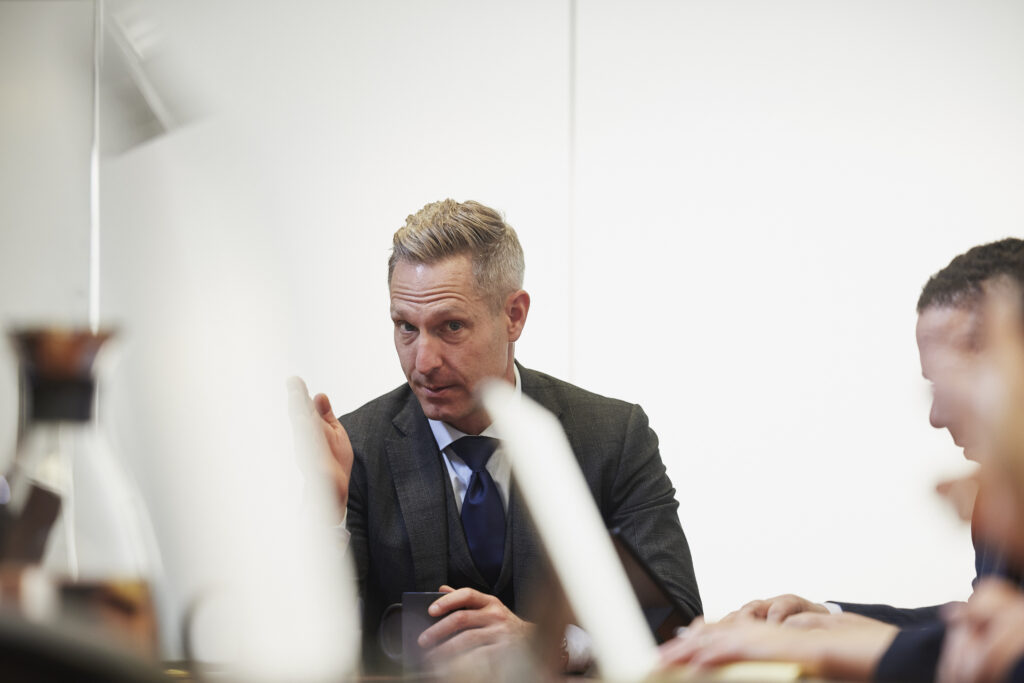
[[378, 602, 403, 661]]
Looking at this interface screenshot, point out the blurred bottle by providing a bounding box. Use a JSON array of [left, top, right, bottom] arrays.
[[0, 328, 162, 660]]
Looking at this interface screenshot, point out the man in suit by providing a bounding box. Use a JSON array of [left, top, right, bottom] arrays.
[[661, 238, 1024, 680], [313, 199, 701, 672]]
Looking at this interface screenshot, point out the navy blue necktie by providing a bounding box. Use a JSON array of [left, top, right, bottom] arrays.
[[450, 436, 505, 588]]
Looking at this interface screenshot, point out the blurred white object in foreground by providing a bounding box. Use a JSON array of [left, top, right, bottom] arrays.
[[479, 380, 658, 682]]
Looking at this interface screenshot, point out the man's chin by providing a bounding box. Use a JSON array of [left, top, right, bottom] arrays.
[[414, 393, 466, 424], [962, 447, 980, 462]]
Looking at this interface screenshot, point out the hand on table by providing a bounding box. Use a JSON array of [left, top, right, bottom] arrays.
[[660, 613, 898, 680], [939, 578, 1024, 683], [721, 593, 831, 623], [781, 610, 890, 630], [418, 585, 534, 662]]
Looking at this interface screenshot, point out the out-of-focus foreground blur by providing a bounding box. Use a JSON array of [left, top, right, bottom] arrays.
[[2, 0, 1024, 672]]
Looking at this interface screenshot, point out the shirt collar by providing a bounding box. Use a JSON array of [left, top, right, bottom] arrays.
[[428, 364, 522, 451]]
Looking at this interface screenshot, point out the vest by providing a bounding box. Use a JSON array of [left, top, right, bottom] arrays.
[[442, 469, 516, 610]]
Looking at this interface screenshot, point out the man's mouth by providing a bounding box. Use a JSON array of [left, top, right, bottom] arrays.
[[419, 384, 454, 398]]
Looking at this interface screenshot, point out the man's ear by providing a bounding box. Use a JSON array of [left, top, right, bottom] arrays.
[[505, 290, 530, 342]]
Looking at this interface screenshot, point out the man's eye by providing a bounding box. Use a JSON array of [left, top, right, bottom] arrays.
[[398, 322, 416, 333], [446, 321, 464, 332]]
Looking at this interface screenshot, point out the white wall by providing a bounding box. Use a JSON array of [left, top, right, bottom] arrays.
[[573, 0, 1024, 615], [3, 1, 1024, 647]]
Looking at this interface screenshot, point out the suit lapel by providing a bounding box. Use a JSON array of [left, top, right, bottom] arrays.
[[387, 394, 450, 592]]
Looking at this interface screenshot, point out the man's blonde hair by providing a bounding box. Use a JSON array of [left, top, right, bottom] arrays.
[[388, 199, 525, 309]]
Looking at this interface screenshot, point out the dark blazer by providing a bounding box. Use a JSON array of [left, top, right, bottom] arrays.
[[340, 363, 702, 667], [841, 513, 1024, 681]]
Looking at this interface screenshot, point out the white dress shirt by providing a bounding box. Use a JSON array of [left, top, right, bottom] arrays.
[[427, 364, 521, 513]]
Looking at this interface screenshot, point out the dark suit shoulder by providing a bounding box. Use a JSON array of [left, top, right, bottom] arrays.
[[518, 365, 655, 472], [519, 365, 637, 417], [337, 383, 414, 446]]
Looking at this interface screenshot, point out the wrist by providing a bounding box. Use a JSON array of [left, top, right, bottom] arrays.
[[815, 628, 893, 681]]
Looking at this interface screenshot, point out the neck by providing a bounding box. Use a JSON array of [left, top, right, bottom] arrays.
[[452, 410, 491, 436]]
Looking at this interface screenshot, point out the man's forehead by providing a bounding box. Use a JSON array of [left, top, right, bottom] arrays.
[[389, 256, 487, 307], [918, 305, 978, 347], [389, 254, 473, 284], [390, 298, 476, 321], [389, 280, 487, 310]]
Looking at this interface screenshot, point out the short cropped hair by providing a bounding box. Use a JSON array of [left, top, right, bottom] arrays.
[[388, 199, 525, 309], [918, 238, 1024, 314]]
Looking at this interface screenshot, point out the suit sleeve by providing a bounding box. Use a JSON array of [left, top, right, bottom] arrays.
[[345, 443, 370, 600], [874, 621, 945, 682], [338, 413, 372, 617], [829, 601, 945, 627], [604, 403, 702, 622], [339, 422, 387, 668], [1010, 655, 1024, 682]]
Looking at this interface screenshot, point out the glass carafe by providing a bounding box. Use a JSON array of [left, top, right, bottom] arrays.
[[0, 328, 162, 660]]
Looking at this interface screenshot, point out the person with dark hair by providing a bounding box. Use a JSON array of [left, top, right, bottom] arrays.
[[938, 281, 1024, 683], [662, 238, 1024, 681], [917, 238, 1024, 314], [309, 199, 702, 673]]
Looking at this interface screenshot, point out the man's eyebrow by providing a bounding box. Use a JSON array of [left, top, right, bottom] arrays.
[[390, 306, 469, 321], [430, 307, 469, 320]]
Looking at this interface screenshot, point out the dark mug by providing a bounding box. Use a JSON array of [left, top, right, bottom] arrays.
[[378, 591, 446, 669]]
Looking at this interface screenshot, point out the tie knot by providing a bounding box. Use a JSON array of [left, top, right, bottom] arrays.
[[450, 436, 499, 472]]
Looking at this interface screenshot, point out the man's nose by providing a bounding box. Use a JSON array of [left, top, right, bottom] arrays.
[[414, 335, 443, 375]]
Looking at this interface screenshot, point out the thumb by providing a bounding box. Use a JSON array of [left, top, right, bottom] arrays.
[[313, 392, 339, 423]]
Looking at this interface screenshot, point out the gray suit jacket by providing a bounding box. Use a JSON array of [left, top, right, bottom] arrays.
[[340, 364, 701, 664]]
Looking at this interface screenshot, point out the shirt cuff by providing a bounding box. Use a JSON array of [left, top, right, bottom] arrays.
[[564, 624, 592, 673], [823, 601, 843, 615], [334, 509, 350, 545]]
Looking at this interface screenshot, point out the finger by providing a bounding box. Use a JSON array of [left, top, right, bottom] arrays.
[[941, 601, 967, 626], [782, 612, 832, 629], [418, 606, 489, 648], [425, 623, 500, 659], [286, 376, 314, 415], [967, 580, 1021, 622], [658, 618, 708, 665], [313, 393, 341, 425], [765, 600, 801, 624], [438, 585, 456, 594], [659, 634, 702, 665], [286, 376, 320, 463], [935, 473, 980, 522], [429, 587, 492, 616], [728, 601, 769, 622], [685, 633, 746, 670]]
